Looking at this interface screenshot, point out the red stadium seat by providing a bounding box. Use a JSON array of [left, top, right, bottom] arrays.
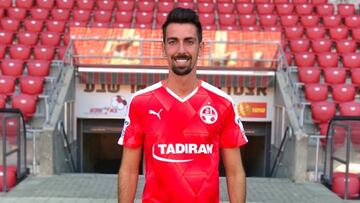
[[40, 32, 61, 46], [93, 10, 112, 23], [294, 52, 316, 67], [202, 25, 217, 30], [293, 0, 308, 4], [241, 26, 261, 32], [137, 1, 155, 12], [289, 39, 310, 52], [36, 0, 54, 9], [0, 45, 6, 58], [256, 3, 275, 15], [20, 76, 44, 95], [197, 2, 214, 13], [57, 46, 66, 60], [89, 22, 110, 28], [322, 15, 341, 28], [337, 4, 355, 17], [1, 59, 24, 77], [217, 2, 235, 13], [33, 45, 55, 60], [339, 102, 360, 116], [276, 4, 294, 15], [300, 15, 319, 27], [178, 2, 194, 9], [0, 75, 16, 96], [198, 13, 215, 25], [280, 15, 298, 27], [0, 166, 17, 191], [23, 19, 44, 32], [259, 14, 277, 26], [51, 8, 70, 21], [135, 11, 153, 24], [117, 0, 134, 11], [297, 67, 321, 84], [218, 13, 237, 26], [67, 20, 87, 28], [72, 9, 91, 22], [351, 28, 360, 42], [115, 11, 133, 23], [295, 4, 314, 15], [319, 123, 346, 149], [350, 68, 360, 86], [236, 3, 254, 15], [9, 44, 31, 60], [0, 94, 6, 108], [332, 172, 359, 199], [335, 40, 356, 53], [76, 0, 94, 10], [331, 84, 356, 103], [158, 1, 174, 13], [15, 0, 34, 9], [219, 25, 239, 31], [46, 20, 66, 33], [323, 68, 346, 85], [27, 60, 51, 77], [0, 30, 14, 45], [56, 0, 74, 9], [239, 14, 256, 26], [316, 4, 334, 16], [329, 26, 348, 41], [262, 25, 282, 32], [306, 26, 326, 40], [134, 23, 152, 29], [274, 0, 290, 3], [156, 12, 168, 28], [96, 0, 115, 10], [345, 16, 360, 29], [0, 0, 11, 8], [254, 0, 270, 3], [17, 31, 38, 46], [304, 83, 328, 102], [284, 26, 304, 39], [317, 52, 339, 68], [311, 39, 332, 53], [311, 101, 336, 123], [11, 94, 37, 122], [1, 18, 20, 32], [113, 22, 131, 29], [7, 8, 27, 20], [30, 8, 50, 20], [343, 53, 360, 69]]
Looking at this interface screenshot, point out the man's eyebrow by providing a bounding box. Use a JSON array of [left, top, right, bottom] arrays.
[[166, 37, 178, 41]]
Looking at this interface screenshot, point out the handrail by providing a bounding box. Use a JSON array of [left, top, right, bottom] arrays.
[[58, 121, 76, 172], [270, 126, 293, 177]]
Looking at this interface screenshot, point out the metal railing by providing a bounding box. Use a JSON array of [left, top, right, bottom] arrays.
[[270, 126, 293, 177]]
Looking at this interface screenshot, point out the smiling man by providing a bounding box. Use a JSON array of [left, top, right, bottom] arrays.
[[118, 8, 248, 203]]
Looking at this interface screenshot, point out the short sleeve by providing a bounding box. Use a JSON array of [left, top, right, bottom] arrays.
[[118, 97, 144, 148], [220, 103, 248, 148]]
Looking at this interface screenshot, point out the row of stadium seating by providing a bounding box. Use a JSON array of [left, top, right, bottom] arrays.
[[288, 52, 360, 68], [5, 0, 360, 15]]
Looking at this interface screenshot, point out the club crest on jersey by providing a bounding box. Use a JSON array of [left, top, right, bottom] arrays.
[[199, 105, 218, 124]]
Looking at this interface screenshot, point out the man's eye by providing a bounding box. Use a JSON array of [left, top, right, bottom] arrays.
[[168, 41, 176, 45]]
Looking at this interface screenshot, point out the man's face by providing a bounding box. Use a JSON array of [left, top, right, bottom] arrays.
[[163, 23, 202, 76]]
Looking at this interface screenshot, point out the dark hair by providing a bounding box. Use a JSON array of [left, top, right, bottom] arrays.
[[162, 7, 202, 43]]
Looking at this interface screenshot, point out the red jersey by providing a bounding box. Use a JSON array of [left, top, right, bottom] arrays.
[[118, 80, 247, 203]]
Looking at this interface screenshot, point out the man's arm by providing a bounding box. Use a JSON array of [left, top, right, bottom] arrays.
[[222, 147, 246, 203], [118, 147, 142, 203]]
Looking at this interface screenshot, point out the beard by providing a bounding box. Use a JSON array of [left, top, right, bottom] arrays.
[[170, 54, 194, 76]]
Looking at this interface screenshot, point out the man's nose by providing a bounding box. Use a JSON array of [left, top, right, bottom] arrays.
[[178, 41, 186, 54]]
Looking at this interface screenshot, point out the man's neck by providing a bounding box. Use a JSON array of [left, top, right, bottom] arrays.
[[165, 73, 198, 99]]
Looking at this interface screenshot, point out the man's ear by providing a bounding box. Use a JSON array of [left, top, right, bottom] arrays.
[[161, 42, 166, 57]]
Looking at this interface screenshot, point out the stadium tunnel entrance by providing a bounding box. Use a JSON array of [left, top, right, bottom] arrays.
[[78, 118, 271, 177]]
